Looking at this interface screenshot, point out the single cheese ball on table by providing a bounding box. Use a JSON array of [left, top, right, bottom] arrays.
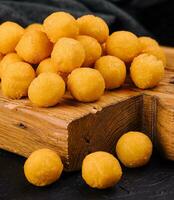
[[24, 148, 63, 186], [0, 21, 24, 54], [1, 61, 35, 99], [106, 31, 141, 63], [36, 58, 58, 75], [51, 38, 85, 73], [0, 53, 22, 78], [82, 151, 122, 189], [95, 56, 126, 89], [77, 15, 109, 43], [76, 35, 102, 67], [139, 36, 159, 50], [43, 12, 79, 43], [28, 72, 65, 107], [130, 54, 164, 89], [67, 68, 105, 102], [16, 30, 53, 64], [25, 23, 44, 32], [116, 131, 153, 168]]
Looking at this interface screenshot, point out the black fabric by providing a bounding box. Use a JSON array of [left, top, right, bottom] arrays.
[[1, 149, 174, 200], [0, 0, 173, 46]]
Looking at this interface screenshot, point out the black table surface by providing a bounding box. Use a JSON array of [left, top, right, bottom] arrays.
[[1, 150, 174, 200]]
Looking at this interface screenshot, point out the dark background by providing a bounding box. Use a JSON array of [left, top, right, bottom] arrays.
[[0, 0, 173, 45], [1, 0, 174, 199]]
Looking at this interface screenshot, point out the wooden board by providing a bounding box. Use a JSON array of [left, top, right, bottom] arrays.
[[0, 46, 174, 171]]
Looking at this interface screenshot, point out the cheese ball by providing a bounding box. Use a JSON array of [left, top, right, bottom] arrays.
[[25, 23, 44, 32], [95, 56, 126, 89], [76, 35, 102, 67], [82, 151, 122, 189], [36, 58, 58, 76], [0, 21, 24, 54], [116, 131, 153, 168], [24, 148, 63, 186], [67, 68, 105, 102], [1, 61, 35, 99], [16, 30, 53, 64], [139, 36, 159, 50], [141, 45, 166, 65], [130, 54, 164, 89], [0, 53, 22, 78], [43, 12, 79, 43], [51, 38, 85, 73], [106, 31, 141, 62], [77, 15, 109, 43], [28, 72, 65, 107]]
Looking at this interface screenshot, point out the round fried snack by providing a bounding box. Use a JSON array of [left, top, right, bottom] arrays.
[[116, 131, 153, 168], [67, 68, 105, 102], [51, 37, 85, 73], [106, 31, 141, 62], [0, 21, 24, 54], [16, 30, 53, 64], [0, 53, 22, 78], [77, 35, 102, 67], [24, 148, 63, 186], [139, 36, 159, 50], [1, 61, 35, 99], [141, 45, 166, 65], [36, 58, 58, 75], [95, 56, 126, 89], [82, 151, 122, 189], [77, 15, 109, 43], [28, 72, 65, 107], [25, 23, 44, 32], [43, 12, 79, 43], [130, 54, 164, 89]]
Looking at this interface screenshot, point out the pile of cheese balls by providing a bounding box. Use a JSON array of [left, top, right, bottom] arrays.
[[24, 131, 153, 188], [0, 12, 166, 107]]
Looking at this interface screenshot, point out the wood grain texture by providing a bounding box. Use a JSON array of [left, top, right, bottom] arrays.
[[0, 47, 174, 171]]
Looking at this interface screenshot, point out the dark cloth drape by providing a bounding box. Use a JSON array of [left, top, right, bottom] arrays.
[[0, 0, 173, 45]]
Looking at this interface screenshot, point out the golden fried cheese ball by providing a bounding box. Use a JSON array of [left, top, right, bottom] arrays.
[[82, 151, 122, 189], [36, 58, 58, 76], [51, 38, 85, 73], [95, 56, 126, 89], [1, 61, 35, 99], [116, 131, 153, 168], [77, 35, 102, 67], [130, 54, 164, 89], [16, 30, 53, 64], [106, 31, 141, 62], [141, 45, 166, 65], [24, 148, 63, 186], [139, 36, 159, 50], [28, 72, 65, 107], [67, 68, 105, 102], [0, 21, 24, 54], [77, 15, 109, 43], [43, 12, 79, 43], [0, 53, 22, 78], [25, 23, 44, 32]]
